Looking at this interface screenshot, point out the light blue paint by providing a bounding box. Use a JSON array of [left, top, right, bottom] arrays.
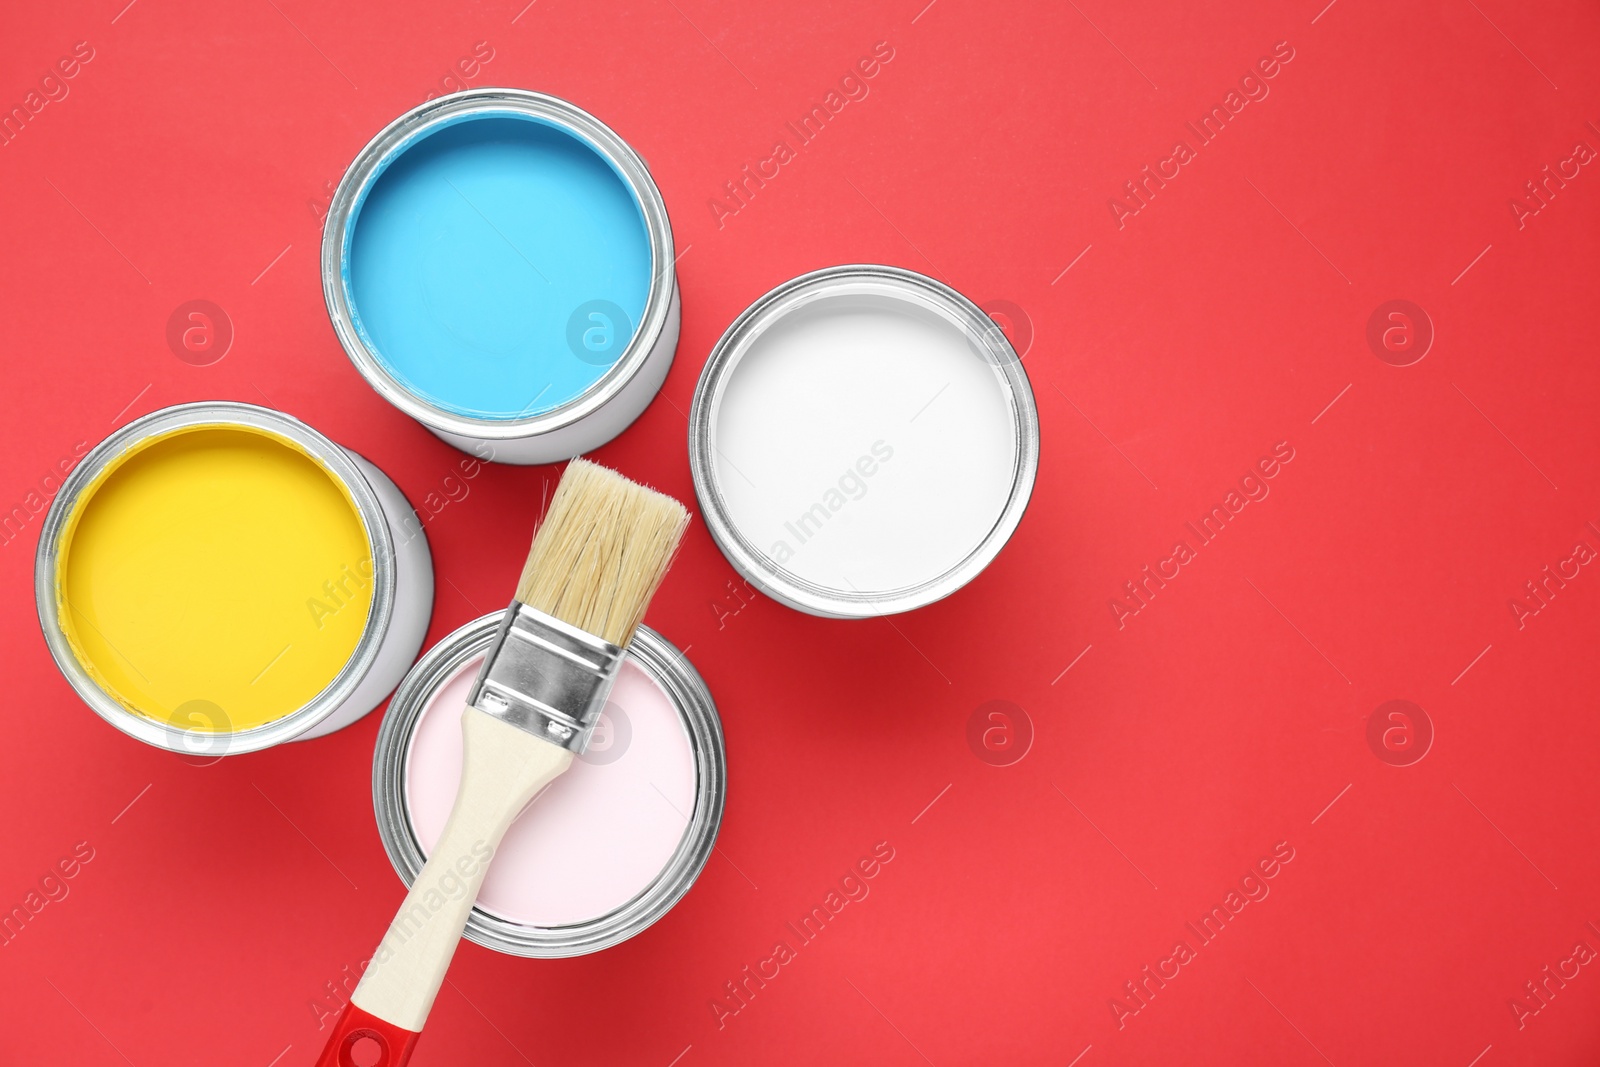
[[345, 114, 652, 420]]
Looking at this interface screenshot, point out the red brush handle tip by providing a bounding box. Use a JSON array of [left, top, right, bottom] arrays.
[[313, 1003, 421, 1067]]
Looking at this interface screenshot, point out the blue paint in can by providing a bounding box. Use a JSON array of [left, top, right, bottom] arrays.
[[344, 114, 652, 420]]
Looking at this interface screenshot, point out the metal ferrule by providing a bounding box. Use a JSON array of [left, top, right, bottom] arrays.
[[467, 602, 625, 754]]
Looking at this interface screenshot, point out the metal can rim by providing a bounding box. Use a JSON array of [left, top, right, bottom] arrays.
[[320, 87, 678, 443], [33, 401, 400, 755], [687, 263, 1041, 618], [372, 613, 726, 958]]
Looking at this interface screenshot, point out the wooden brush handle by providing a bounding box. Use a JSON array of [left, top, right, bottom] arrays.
[[315, 707, 573, 1066]]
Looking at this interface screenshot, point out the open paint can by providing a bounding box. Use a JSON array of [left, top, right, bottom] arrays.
[[373, 612, 725, 957], [322, 88, 680, 465], [35, 402, 433, 755], [689, 264, 1039, 617]]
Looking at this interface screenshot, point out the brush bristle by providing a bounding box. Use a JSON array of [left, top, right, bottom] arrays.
[[515, 458, 690, 647]]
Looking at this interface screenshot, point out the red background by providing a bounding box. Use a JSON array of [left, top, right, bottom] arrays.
[[2, 0, 1598, 1064]]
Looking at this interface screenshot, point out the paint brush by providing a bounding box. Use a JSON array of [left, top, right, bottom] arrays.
[[316, 458, 689, 1067]]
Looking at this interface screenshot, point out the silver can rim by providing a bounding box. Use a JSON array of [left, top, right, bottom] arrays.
[[373, 612, 726, 958], [33, 401, 400, 755], [321, 87, 678, 443], [687, 264, 1041, 618]]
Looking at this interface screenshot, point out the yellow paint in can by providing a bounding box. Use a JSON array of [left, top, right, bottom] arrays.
[[55, 425, 374, 731]]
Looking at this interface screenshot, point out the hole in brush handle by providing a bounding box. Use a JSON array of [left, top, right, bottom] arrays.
[[313, 1002, 421, 1067]]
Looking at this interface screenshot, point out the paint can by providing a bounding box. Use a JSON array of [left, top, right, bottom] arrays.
[[35, 401, 433, 755], [688, 264, 1039, 617], [322, 88, 680, 465], [372, 612, 725, 957]]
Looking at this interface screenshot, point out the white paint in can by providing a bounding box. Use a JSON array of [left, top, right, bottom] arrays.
[[691, 266, 1039, 617]]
